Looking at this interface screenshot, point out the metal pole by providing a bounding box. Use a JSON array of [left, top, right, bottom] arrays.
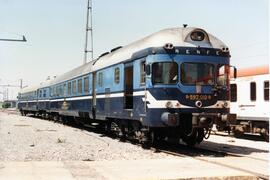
[[90, 0, 94, 61], [0, 36, 27, 42], [83, 0, 93, 64], [20, 79, 23, 89]]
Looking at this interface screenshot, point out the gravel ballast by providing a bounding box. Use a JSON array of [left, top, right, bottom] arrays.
[[0, 111, 170, 161]]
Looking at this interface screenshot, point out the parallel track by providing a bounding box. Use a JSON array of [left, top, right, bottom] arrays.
[[151, 145, 269, 180]]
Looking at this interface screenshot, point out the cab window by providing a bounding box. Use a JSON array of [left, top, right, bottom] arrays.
[[181, 63, 214, 85], [152, 62, 178, 84]]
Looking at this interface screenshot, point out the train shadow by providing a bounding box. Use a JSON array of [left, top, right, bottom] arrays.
[[213, 132, 267, 142], [200, 140, 268, 156], [234, 134, 266, 142], [69, 123, 269, 157]]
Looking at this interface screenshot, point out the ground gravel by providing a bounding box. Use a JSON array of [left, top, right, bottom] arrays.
[[0, 111, 171, 161]]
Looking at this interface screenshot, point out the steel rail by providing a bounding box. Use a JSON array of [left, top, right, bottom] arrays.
[[152, 147, 269, 180]]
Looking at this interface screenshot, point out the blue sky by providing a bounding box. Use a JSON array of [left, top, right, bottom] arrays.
[[0, 0, 269, 100]]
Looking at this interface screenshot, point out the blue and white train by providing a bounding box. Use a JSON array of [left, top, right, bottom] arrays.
[[18, 27, 237, 146]]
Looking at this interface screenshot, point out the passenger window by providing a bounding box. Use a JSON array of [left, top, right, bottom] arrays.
[[50, 87, 53, 97], [264, 81, 269, 101], [63, 83, 67, 96], [39, 90, 42, 98], [98, 72, 103, 87], [53, 86, 56, 97], [68, 82, 71, 95], [60, 85, 63, 97], [43, 90, 46, 98], [84, 76, 89, 94], [78, 79, 82, 94], [56, 86, 60, 97], [250, 82, 256, 101], [140, 61, 146, 84], [230, 84, 237, 102], [72, 80, 77, 95], [114, 68, 120, 84]]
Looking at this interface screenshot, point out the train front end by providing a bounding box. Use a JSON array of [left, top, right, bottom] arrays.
[[143, 28, 236, 145]]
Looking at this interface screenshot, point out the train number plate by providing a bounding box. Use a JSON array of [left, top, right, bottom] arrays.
[[185, 94, 211, 100]]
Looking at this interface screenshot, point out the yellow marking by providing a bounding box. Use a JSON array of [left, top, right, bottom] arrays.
[[185, 94, 211, 100]]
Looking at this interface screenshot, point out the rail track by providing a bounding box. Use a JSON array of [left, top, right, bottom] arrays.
[[151, 144, 269, 180], [11, 111, 269, 179], [81, 122, 269, 179]]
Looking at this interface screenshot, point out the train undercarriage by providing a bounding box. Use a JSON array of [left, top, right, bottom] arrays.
[[19, 109, 223, 147], [230, 120, 269, 142]]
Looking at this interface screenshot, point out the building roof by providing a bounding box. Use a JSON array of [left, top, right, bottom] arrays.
[[237, 65, 269, 77]]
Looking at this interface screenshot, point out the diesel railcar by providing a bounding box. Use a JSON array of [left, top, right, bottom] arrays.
[[18, 27, 236, 146]]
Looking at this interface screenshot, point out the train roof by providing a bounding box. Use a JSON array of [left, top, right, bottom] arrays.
[[20, 85, 40, 94], [20, 61, 94, 94], [20, 27, 229, 94], [92, 27, 229, 71], [237, 65, 269, 77], [49, 61, 94, 85]]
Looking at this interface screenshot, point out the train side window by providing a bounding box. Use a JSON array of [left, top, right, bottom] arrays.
[[230, 84, 237, 102], [50, 87, 52, 97], [68, 82, 71, 96], [140, 61, 146, 85], [63, 83, 67, 96], [72, 80, 77, 95], [264, 81, 269, 101], [43, 89, 46, 98], [78, 79, 82, 94], [60, 85, 63, 97], [114, 67, 120, 84], [53, 86, 56, 97], [98, 72, 103, 87], [84, 76, 89, 94], [250, 82, 256, 101], [56, 86, 60, 97], [39, 90, 42, 98]]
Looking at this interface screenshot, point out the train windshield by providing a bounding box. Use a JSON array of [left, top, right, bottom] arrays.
[[181, 63, 214, 85], [152, 62, 178, 84], [217, 65, 230, 86]]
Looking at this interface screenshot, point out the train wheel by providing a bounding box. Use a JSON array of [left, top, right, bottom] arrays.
[[111, 121, 121, 137], [265, 131, 269, 142], [119, 126, 127, 142], [53, 114, 59, 122], [104, 121, 112, 135], [196, 128, 204, 144], [142, 130, 157, 149], [233, 125, 244, 138], [261, 128, 269, 142], [182, 129, 197, 147]]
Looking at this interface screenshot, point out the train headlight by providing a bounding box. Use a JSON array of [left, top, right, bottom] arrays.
[[221, 47, 229, 52], [165, 101, 173, 108], [164, 43, 174, 50], [190, 31, 205, 41]]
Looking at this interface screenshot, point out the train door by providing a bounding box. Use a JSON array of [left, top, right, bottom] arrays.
[[92, 72, 97, 119], [124, 63, 133, 109], [105, 88, 110, 115]]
